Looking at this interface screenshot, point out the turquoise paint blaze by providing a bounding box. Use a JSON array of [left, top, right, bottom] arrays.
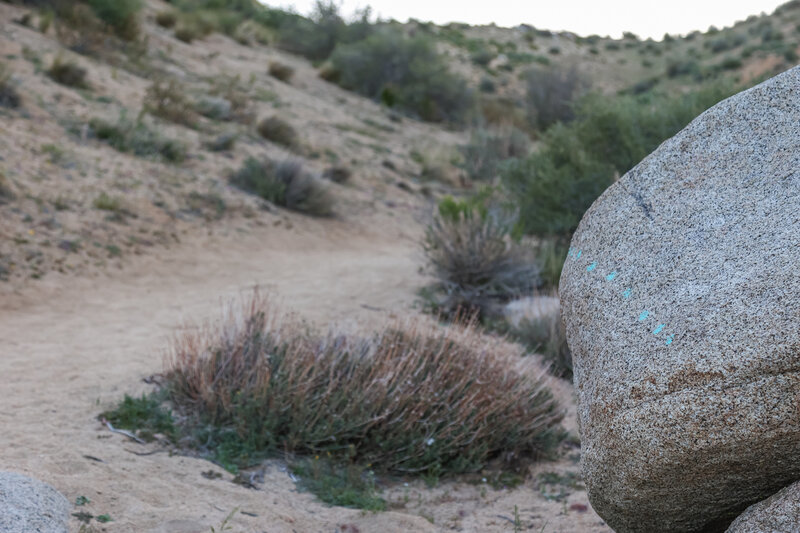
[[575, 250, 582, 260], [653, 324, 665, 335], [623, 288, 632, 299], [665, 335, 674, 346], [587, 261, 597, 272], [638, 310, 649, 321], [606, 271, 617, 281]]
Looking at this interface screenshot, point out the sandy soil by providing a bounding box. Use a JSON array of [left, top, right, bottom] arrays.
[[0, 213, 610, 533]]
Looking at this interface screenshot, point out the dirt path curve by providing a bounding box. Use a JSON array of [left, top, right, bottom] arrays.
[[0, 217, 609, 533], [0, 219, 439, 533]]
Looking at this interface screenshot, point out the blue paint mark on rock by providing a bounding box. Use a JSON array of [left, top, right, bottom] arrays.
[[623, 288, 632, 299], [606, 271, 617, 281], [638, 310, 650, 321], [665, 334, 674, 346], [575, 250, 582, 260], [587, 261, 597, 272], [653, 324, 665, 334]]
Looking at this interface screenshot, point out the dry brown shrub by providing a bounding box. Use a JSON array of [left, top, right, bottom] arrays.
[[164, 293, 563, 474]]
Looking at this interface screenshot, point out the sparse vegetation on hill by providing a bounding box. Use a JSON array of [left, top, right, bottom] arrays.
[[87, 114, 186, 163], [230, 158, 333, 216]]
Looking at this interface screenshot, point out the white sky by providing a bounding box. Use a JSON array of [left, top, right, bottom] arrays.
[[262, 1, 787, 39]]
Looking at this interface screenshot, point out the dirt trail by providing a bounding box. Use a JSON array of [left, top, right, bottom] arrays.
[[0, 218, 608, 532]]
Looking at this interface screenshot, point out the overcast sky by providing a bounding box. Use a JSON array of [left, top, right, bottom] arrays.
[[263, 1, 787, 39]]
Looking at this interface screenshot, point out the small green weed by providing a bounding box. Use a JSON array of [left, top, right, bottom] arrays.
[[291, 455, 386, 511], [100, 393, 176, 442]]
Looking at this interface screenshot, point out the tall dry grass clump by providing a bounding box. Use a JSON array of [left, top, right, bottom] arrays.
[[424, 198, 540, 318], [163, 293, 563, 474]]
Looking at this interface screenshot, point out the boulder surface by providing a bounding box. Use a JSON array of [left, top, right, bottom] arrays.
[[0, 471, 71, 533], [560, 66, 800, 532], [727, 480, 800, 533]]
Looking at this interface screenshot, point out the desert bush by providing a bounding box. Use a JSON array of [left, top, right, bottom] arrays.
[[423, 197, 539, 318], [479, 77, 496, 93], [322, 165, 351, 183], [208, 74, 251, 123], [194, 96, 232, 121], [535, 239, 569, 289], [88, 114, 186, 162], [0, 173, 16, 202], [151, 293, 562, 476], [471, 46, 496, 66], [0, 64, 22, 108], [719, 57, 742, 70], [84, 0, 141, 40], [268, 61, 294, 82], [458, 127, 530, 182], [510, 306, 572, 380], [330, 28, 474, 124], [666, 58, 701, 78], [256, 116, 298, 148], [155, 10, 178, 28], [276, 2, 372, 61], [502, 82, 738, 237], [174, 23, 199, 43], [524, 64, 587, 131], [50, 2, 106, 54], [47, 55, 88, 88], [143, 79, 197, 127], [233, 19, 272, 45], [230, 158, 333, 216], [705, 33, 746, 53], [205, 132, 237, 152]]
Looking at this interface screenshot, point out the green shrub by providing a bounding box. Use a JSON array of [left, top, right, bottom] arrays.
[[705, 33, 746, 53], [153, 293, 563, 477], [205, 132, 237, 152], [47, 56, 88, 88], [256, 116, 298, 148], [268, 61, 294, 82], [291, 457, 385, 511], [423, 197, 539, 318], [458, 127, 530, 182], [322, 165, 351, 183], [143, 79, 197, 127], [194, 96, 232, 120], [230, 158, 333, 216], [101, 394, 176, 442], [535, 239, 569, 289], [275, 2, 372, 61], [524, 64, 587, 131], [88, 114, 186, 162], [84, 0, 141, 40], [509, 302, 572, 380], [155, 10, 178, 28], [174, 24, 199, 43], [719, 57, 742, 70], [666, 58, 701, 78], [503, 83, 738, 237], [471, 46, 496, 66], [330, 29, 474, 124], [0, 173, 16, 202], [479, 77, 496, 93], [0, 64, 21, 108]]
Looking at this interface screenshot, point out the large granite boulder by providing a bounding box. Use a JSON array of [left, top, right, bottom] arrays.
[[0, 472, 71, 533], [727, 480, 800, 533], [560, 66, 800, 532]]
